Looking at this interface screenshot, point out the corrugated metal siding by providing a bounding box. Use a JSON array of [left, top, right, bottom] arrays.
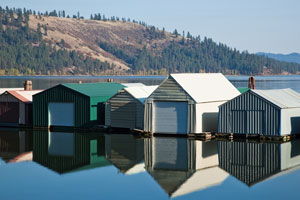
[[25, 103, 33, 125], [33, 85, 90, 128], [218, 141, 280, 186], [108, 91, 138, 129], [90, 97, 106, 125], [148, 77, 192, 101], [145, 77, 194, 133], [218, 91, 281, 136], [33, 131, 90, 173], [105, 103, 111, 126], [136, 102, 144, 129]]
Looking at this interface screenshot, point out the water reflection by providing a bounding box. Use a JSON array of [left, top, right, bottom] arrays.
[[0, 129, 32, 163], [105, 134, 145, 175], [33, 131, 110, 174], [218, 140, 300, 186], [1, 128, 300, 199], [145, 137, 228, 198]]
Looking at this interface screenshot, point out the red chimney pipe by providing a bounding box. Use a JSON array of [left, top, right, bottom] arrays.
[[248, 76, 255, 90]]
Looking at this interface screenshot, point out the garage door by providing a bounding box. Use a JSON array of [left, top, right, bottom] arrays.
[[48, 103, 74, 127], [154, 102, 188, 134]]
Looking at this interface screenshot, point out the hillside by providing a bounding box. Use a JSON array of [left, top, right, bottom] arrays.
[[28, 15, 180, 73], [1, 7, 300, 75], [257, 52, 300, 64]]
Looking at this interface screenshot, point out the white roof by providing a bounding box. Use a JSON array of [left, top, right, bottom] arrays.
[[171, 166, 228, 198], [7, 90, 43, 102], [0, 88, 23, 95], [252, 88, 300, 108], [125, 85, 158, 104], [170, 73, 240, 103], [122, 83, 145, 87], [124, 163, 146, 175]]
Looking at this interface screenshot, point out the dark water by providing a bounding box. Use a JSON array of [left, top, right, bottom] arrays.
[[1, 75, 300, 200]]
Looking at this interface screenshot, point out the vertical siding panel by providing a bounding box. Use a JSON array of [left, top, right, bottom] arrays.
[[219, 91, 280, 136], [33, 86, 90, 128]]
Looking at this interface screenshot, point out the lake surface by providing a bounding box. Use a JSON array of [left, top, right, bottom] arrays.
[[2, 75, 300, 92], [1, 75, 300, 200]]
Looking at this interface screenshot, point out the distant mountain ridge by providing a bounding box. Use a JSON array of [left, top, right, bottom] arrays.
[[257, 52, 300, 64]]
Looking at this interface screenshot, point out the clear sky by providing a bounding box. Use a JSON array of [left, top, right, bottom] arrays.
[[1, 0, 299, 54]]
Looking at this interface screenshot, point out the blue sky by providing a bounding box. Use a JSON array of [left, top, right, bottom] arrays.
[[1, 0, 299, 54]]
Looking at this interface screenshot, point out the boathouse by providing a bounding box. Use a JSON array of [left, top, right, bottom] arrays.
[[0, 87, 42, 127], [144, 137, 228, 198], [33, 82, 125, 129], [144, 73, 240, 134], [218, 88, 300, 136], [105, 85, 158, 130]]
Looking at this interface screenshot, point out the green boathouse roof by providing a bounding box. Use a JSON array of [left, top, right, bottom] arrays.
[[237, 87, 250, 94], [62, 82, 125, 98]]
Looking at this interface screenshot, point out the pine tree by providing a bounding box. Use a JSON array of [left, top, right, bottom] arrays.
[[173, 29, 178, 37]]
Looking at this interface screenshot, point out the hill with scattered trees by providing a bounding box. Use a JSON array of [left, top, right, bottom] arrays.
[[0, 6, 300, 75]]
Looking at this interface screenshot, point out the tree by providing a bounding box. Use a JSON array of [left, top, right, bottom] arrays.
[[62, 10, 66, 17], [37, 23, 42, 40], [44, 25, 47, 36], [173, 29, 178, 37]]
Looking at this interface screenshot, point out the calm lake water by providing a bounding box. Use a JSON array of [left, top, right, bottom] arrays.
[[1, 75, 300, 200]]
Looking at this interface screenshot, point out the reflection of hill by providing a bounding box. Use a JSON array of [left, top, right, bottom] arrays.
[[33, 131, 110, 174], [0, 129, 32, 162], [218, 140, 300, 186], [145, 137, 228, 198], [105, 134, 144, 175]]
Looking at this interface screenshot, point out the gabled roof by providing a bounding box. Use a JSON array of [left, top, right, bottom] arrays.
[[251, 88, 300, 109], [6, 90, 43, 102], [238, 88, 250, 94], [122, 83, 145, 87], [0, 88, 23, 95], [125, 85, 158, 104], [61, 82, 125, 98], [170, 73, 240, 103], [147, 166, 228, 198]]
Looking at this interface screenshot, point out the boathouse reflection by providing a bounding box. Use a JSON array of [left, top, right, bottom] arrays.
[[105, 134, 145, 175], [33, 131, 110, 174], [144, 137, 228, 198], [0, 129, 32, 163], [218, 139, 300, 186]]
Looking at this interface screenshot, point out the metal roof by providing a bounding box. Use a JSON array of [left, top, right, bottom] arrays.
[[237, 88, 250, 94], [0, 88, 23, 95], [62, 82, 125, 98], [6, 90, 43, 102], [170, 73, 240, 103], [252, 88, 300, 108], [122, 83, 145, 87], [125, 85, 158, 104]]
